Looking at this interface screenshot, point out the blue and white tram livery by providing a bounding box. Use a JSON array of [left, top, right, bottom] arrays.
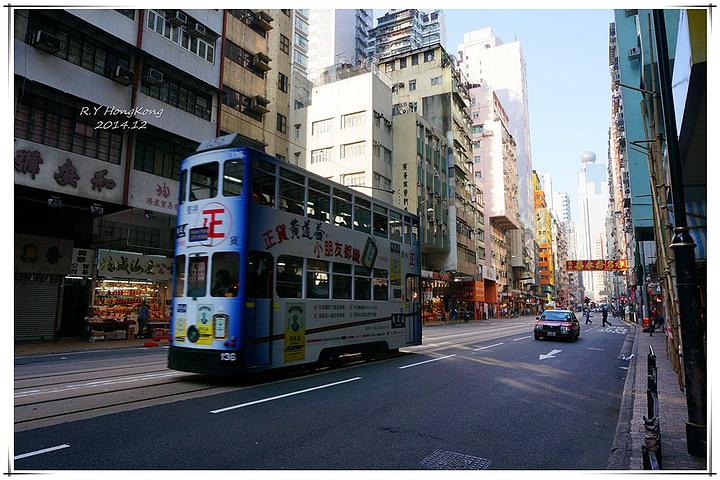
[[169, 135, 422, 375]]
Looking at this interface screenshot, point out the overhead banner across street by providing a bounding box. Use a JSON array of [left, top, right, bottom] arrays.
[[565, 259, 628, 271]]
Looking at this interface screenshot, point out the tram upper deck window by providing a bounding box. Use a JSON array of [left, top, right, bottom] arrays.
[[223, 160, 243, 197], [252, 159, 276, 207], [308, 179, 330, 223], [333, 188, 352, 229], [404, 216, 412, 245], [411, 217, 419, 246], [190, 162, 218, 201], [279, 167, 306, 215], [354, 197, 371, 233], [332, 262, 352, 299], [389, 210, 402, 242], [373, 204, 388, 238]]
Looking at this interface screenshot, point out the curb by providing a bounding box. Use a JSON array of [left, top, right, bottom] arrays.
[[607, 320, 640, 469]]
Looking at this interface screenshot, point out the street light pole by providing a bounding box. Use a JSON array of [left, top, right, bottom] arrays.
[[652, 9, 706, 457]]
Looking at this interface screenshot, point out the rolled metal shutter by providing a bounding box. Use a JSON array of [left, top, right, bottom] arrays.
[[14, 278, 59, 340]]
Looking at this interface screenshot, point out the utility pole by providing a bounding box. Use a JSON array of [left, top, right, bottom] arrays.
[[652, 9, 706, 457]]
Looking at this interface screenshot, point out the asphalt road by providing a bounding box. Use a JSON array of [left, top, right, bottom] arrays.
[[14, 315, 633, 470]]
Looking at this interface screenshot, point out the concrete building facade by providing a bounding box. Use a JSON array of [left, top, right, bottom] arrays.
[[367, 9, 446, 61]]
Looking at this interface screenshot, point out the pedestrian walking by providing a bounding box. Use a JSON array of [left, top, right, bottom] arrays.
[[601, 305, 612, 327], [450, 305, 457, 323], [584, 307, 592, 324], [137, 301, 150, 339]]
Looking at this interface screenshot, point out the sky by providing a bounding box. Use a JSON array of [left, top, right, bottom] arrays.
[[375, 8, 615, 222]]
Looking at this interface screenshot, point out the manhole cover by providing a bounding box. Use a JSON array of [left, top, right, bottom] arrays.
[[419, 449, 491, 470]]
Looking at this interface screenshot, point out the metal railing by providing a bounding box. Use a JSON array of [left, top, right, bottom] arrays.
[[642, 345, 663, 469]]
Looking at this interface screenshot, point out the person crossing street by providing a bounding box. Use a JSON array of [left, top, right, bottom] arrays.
[[601, 305, 612, 327]]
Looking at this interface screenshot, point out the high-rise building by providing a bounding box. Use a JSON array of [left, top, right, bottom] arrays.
[[553, 192, 571, 224], [576, 151, 609, 301], [457, 27, 535, 286], [367, 9, 446, 61], [307, 9, 372, 83], [292, 62, 394, 205], [534, 171, 555, 298]]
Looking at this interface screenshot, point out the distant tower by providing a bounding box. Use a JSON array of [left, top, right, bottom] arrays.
[[577, 151, 609, 300]]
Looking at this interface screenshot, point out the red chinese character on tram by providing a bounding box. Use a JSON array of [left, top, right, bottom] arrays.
[[262, 230, 276, 249], [325, 240, 333, 256], [334, 241, 342, 257], [352, 248, 360, 263], [344, 244, 353, 259], [276, 224, 288, 243]]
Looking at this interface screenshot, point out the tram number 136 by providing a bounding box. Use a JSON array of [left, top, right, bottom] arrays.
[[220, 353, 237, 362]]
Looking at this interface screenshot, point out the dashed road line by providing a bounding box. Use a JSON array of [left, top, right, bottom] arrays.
[[14, 444, 70, 460], [211, 377, 362, 413], [473, 343, 504, 351], [398, 354, 456, 369], [512, 336, 532, 341]]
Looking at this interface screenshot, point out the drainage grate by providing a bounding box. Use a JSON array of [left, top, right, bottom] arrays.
[[419, 449, 492, 470]]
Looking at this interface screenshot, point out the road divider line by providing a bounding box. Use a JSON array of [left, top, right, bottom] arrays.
[[14, 444, 70, 460], [473, 343, 504, 351], [512, 336, 532, 341], [398, 354, 456, 369], [210, 377, 362, 414]]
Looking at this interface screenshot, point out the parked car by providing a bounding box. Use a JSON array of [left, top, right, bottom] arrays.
[[534, 309, 580, 341]]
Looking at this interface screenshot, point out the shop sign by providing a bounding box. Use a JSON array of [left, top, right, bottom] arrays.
[[15, 234, 73, 275], [97, 249, 172, 281], [14, 142, 123, 204], [566, 259, 628, 271], [127, 169, 180, 215], [69, 248, 96, 277]]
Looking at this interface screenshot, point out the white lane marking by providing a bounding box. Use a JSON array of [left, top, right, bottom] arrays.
[[539, 349, 563, 360], [14, 444, 70, 460], [15, 371, 183, 397], [398, 354, 456, 369], [473, 343, 504, 351], [512, 336, 532, 341], [211, 377, 362, 414], [619, 366, 629, 370], [586, 347, 605, 351], [14, 347, 155, 360]]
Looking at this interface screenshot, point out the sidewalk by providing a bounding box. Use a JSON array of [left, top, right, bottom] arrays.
[[14, 337, 166, 357], [609, 320, 707, 471]]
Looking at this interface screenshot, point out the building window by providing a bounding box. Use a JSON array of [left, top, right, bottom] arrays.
[[294, 32, 308, 49], [311, 147, 332, 164], [294, 16, 309, 35], [409, 102, 417, 112], [342, 172, 366, 186], [229, 9, 269, 38], [385, 62, 394, 72], [293, 50, 308, 68], [399, 57, 407, 69], [221, 85, 263, 122], [277, 113, 287, 133], [430, 76, 442, 86], [25, 14, 132, 81], [408, 79, 416, 91], [311, 118, 333, 135], [411, 53, 419, 65], [342, 111, 365, 129], [15, 85, 124, 165], [140, 66, 212, 121], [148, 10, 215, 63], [280, 34, 290, 54], [115, 9, 135, 19], [224, 39, 265, 79], [340, 141, 365, 160], [424, 50, 435, 62], [135, 127, 198, 180], [278, 72, 289, 93], [372, 172, 392, 191], [294, 124, 301, 140]]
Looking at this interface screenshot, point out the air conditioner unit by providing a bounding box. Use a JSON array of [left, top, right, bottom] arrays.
[[112, 65, 134, 85], [32, 30, 61, 53], [144, 67, 164, 85], [191, 23, 214, 41], [627, 47, 641, 61], [253, 10, 274, 31], [399, 108, 408, 114], [170, 10, 188, 26], [250, 95, 270, 114], [253, 52, 272, 72]]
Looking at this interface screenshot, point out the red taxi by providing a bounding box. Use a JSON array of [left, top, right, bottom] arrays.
[[534, 309, 580, 342]]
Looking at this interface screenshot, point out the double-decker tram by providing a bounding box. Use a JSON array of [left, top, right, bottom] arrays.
[[168, 134, 422, 375]]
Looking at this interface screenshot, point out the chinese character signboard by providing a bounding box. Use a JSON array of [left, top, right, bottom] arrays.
[[97, 249, 172, 281], [15, 234, 73, 275], [566, 260, 629, 271], [127, 169, 180, 215], [69, 248, 96, 277]]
